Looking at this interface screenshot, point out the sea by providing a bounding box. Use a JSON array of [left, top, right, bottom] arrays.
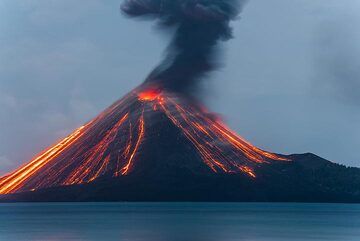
[[0, 202, 359, 241]]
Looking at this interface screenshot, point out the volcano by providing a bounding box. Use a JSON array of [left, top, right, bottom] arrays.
[[0, 85, 288, 194], [1, 85, 360, 202], [2, 0, 360, 202]]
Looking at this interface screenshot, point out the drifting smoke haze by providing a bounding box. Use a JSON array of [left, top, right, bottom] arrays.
[[121, 0, 247, 95], [315, 22, 360, 106]]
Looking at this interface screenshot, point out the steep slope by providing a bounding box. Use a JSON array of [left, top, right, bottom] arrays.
[[0, 85, 288, 195]]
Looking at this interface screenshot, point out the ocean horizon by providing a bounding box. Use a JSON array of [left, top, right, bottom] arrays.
[[0, 202, 359, 241]]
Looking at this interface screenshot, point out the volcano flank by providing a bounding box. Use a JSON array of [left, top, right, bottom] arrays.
[[1, 0, 360, 202], [1, 85, 360, 202], [0, 86, 288, 194]]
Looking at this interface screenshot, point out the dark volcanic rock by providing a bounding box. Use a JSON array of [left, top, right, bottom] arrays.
[[2, 153, 360, 203], [1, 87, 359, 202]]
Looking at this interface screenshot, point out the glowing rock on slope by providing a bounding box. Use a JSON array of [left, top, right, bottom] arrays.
[[0, 87, 289, 194]]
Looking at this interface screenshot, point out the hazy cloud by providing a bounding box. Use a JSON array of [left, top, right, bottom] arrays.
[[314, 16, 360, 105], [0, 156, 15, 174]]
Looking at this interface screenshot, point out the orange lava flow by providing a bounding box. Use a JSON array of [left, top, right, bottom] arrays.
[[0, 94, 148, 194], [0, 88, 290, 194], [0, 125, 89, 194], [157, 93, 289, 176], [63, 113, 129, 185], [121, 112, 145, 175]]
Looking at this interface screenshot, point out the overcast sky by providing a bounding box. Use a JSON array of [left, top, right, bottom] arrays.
[[0, 0, 359, 175]]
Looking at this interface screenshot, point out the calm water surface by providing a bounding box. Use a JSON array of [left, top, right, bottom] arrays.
[[0, 202, 359, 241]]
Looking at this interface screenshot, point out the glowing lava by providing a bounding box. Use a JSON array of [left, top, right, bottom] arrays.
[[0, 87, 289, 195], [138, 89, 161, 101]]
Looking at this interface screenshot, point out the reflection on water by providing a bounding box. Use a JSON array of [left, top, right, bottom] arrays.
[[0, 202, 359, 241]]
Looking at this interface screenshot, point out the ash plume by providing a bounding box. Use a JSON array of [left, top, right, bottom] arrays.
[[121, 0, 247, 95]]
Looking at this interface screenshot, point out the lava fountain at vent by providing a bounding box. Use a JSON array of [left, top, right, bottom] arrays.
[[0, 86, 288, 195]]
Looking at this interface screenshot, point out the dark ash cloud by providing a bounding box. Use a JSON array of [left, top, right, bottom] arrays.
[[121, 0, 248, 95]]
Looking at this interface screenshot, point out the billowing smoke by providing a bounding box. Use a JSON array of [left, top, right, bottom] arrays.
[[121, 0, 247, 95]]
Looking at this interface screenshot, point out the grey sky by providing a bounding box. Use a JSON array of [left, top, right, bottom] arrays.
[[0, 0, 359, 175]]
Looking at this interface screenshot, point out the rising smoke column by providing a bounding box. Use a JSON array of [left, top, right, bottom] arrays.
[[121, 0, 247, 94]]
